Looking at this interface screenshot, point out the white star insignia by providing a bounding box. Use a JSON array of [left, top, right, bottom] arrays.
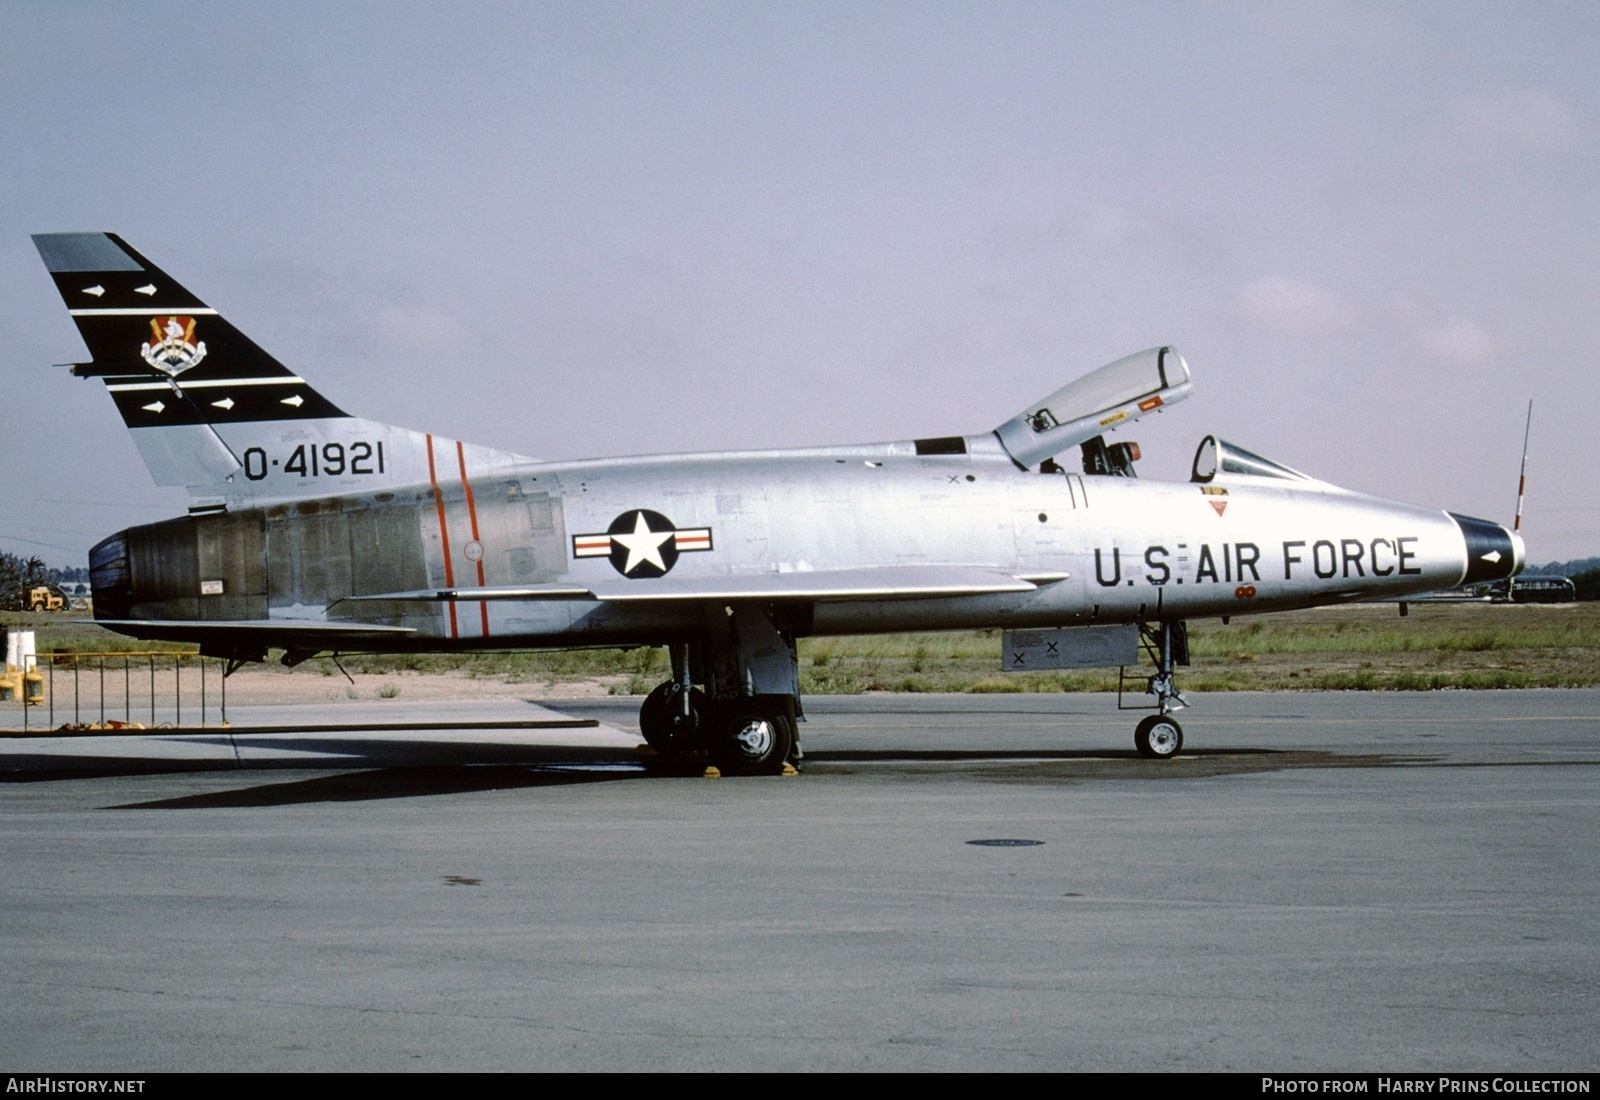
[[610, 511, 674, 575]]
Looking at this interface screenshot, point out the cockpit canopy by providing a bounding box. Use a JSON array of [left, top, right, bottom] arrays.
[[995, 346, 1192, 469], [1190, 436, 1313, 484]]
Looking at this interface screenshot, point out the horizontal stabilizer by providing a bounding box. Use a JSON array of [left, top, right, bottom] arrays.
[[994, 346, 1192, 468], [345, 565, 1066, 605]]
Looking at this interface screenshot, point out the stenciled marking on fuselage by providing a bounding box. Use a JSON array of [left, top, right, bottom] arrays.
[[572, 510, 713, 578], [1094, 537, 1422, 588], [241, 440, 386, 481]]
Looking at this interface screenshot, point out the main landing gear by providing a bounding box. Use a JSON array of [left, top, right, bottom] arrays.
[[638, 682, 798, 775], [637, 606, 803, 776], [711, 703, 796, 776], [1127, 621, 1189, 759], [637, 680, 701, 755]]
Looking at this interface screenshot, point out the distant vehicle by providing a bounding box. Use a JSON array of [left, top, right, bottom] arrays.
[[1506, 576, 1576, 604], [32, 231, 1525, 768], [1404, 585, 1493, 602], [27, 586, 64, 612]]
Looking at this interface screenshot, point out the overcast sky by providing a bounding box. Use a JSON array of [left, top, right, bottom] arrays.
[[2, 1, 1596, 565]]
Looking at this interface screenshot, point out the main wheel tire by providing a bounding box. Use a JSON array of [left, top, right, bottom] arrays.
[[714, 707, 794, 776], [1134, 714, 1183, 759], [638, 681, 701, 754]]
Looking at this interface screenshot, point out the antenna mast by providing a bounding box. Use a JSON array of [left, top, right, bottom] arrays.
[[1513, 400, 1532, 533]]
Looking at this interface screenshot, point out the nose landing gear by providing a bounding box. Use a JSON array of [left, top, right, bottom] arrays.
[[1126, 621, 1189, 758]]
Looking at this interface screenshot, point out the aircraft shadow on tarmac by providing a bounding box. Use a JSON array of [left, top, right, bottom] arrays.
[[804, 749, 1428, 783], [0, 733, 641, 785], [108, 764, 637, 809], [67, 746, 1443, 809]]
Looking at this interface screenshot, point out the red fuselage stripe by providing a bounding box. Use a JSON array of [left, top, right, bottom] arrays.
[[426, 434, 459, 639], [456, 440, 491, 637]]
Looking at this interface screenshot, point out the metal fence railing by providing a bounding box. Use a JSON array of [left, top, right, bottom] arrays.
[[1, 650, 227, 734]]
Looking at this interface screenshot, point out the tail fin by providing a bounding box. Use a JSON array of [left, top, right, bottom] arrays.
[[33, 233, 532, 506]]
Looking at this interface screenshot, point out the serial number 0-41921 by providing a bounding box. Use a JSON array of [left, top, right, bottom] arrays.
[[242, 441, 386, 480]]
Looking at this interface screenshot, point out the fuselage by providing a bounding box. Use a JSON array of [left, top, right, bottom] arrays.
[[90, 430, 1520, 651], [37, 233, 1526, 763]]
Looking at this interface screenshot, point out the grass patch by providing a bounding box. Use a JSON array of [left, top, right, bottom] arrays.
[[8, 602, 1596, 694]]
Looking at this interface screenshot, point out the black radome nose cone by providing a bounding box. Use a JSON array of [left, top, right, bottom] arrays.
[[1449, 513, 1518, 585]]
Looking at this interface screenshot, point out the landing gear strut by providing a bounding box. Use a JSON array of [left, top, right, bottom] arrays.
[[638, 645, 701, 754], [638, 681, 701, 754], [1130, 621, 1188, 758]]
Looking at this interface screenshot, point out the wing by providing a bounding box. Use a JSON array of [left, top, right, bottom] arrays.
[[94, 619, 416, 643], [343, 565, 1069, 605]]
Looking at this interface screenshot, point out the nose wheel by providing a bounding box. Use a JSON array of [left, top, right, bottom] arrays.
[[1134, 713, 1184, 758]]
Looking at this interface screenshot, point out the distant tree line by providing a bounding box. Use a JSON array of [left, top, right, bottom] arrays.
[[1570, 570, 1600, 601]]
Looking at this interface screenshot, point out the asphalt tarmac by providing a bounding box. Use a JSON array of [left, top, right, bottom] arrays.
[[2, 691, 1596, 1072]]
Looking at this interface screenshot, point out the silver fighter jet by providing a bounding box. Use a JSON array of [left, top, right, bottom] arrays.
[[33, 233, 1524, 771]]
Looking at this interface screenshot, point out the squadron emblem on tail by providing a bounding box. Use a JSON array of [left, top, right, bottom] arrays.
[[140, 315, 207, 375]]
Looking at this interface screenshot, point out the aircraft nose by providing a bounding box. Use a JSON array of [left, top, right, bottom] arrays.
[[1511, 529, 1526, 576], [1449, 513, 1520, 584]]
